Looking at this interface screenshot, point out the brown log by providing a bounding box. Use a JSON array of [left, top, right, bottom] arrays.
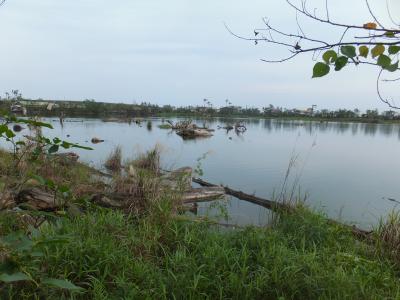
[[192, 177, 372, 239], [182, 187, 225, 203], [91, 194, 124, 208], [16, 188, 62, 211]]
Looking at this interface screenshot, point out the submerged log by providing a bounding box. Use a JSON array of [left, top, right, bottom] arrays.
[[192, 177, 372, 239], [183, 187, 225, 203]]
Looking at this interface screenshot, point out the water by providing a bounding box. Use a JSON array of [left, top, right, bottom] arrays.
[[4, 117, 400, 229]]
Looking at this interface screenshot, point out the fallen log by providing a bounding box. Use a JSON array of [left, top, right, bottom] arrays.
[[192, 177, 372, 239], [182, 187, 225, 203], [91, 194, 124, 208], [192, 178, 286, 210], [16, 188, 63, 211]]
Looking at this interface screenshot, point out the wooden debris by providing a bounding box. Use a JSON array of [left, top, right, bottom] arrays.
[[91, 194, 124, 208], [16, 188, 62, 211], [176, 129, 213, 138], [183, 187, 226, 203]]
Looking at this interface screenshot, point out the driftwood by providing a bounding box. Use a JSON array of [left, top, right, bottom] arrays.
[[176, 129, 213, 138], [182, 187, 225, 203], [16, 188, 62, 211], [192, 177, 372, 239], [91, 194, 124, 208]]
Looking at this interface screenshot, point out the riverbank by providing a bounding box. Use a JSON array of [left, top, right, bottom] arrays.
[[1, 146, 400, 298]]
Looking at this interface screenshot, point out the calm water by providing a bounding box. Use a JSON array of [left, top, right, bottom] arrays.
[[4, 117, 400, 229]]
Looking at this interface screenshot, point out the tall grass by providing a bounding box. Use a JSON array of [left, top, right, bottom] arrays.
[[104, 146, 122, 173], [375, 210, 400, 266], [1, 204, 400, 299]]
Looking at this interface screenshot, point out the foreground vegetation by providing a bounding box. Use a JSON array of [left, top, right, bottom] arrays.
[[1, 117, 400, 299], [3, 203, 400, 299]]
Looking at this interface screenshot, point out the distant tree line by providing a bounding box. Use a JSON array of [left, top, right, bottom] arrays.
[[0, 94, 399, 123]]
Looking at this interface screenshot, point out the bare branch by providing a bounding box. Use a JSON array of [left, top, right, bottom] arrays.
[[377, 69, 400, 109], [386, 0, 400, 27], [365, 0, 385, 29], [285, 0, 400, 33]]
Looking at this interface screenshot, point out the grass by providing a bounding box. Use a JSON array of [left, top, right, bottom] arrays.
[[1, 205, 400, 299], [104, 146, 122, 173]]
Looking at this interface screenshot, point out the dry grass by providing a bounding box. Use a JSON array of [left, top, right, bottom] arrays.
[[104, 146, 122, 173], [376, 211, 400, 265], [129, 146, 161, 175]]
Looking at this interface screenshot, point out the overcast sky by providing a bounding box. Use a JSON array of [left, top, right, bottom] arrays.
[[0, 0, 399, 110]]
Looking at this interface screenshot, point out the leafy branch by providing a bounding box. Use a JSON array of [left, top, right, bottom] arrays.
[[228, 0, 400, 108]]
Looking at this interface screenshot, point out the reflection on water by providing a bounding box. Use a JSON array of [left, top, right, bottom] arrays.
[[2, 117, 400, 229]]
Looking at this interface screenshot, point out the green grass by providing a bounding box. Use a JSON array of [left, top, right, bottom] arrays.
[[1, 204, 400, 299]]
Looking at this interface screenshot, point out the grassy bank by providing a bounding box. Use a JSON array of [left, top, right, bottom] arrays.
[[2, 204, 400, 299], [1, 146, 400, 299]]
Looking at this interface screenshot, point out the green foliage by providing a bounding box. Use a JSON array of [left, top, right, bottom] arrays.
[[371, 44, 385, 58], [359, 46, 369, 58], [312, 62, 330, 78], [1, 207, 399, 299], [377, 54, 392, 68], [322, 50, 337, 63], [341, 45, 356, 58], [388, 45, 400, 55], [334, 56, 348, 71], [312, 42, 399, 78]]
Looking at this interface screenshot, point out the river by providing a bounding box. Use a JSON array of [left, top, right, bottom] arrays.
[[4, 117, 400, 229]]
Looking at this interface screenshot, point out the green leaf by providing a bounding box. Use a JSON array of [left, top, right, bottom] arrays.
[[334, 56, 349, 71], [5, 130, 15, 139], [312, 62, 330, 78], [61, 141, 71, 149], [42, 278, 84, 291], [0, 124, 8, 135], [53, 137, 61, 144], [322, 50, 337, 64], [385, 31, 395, 37], [359, 46, 369, 58], [48, 145, 59, 154], [371, 44, 385, 58], [377, 54, 391, 68], [388, 45, 400, 55], [385, 61, 399, 72], [71, 144, 93, 151], [0, 272, 30, 282], [341, 46, 357, 58]]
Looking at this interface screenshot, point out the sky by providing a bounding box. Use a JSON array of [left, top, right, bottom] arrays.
[[0, 0, 399, 110]]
